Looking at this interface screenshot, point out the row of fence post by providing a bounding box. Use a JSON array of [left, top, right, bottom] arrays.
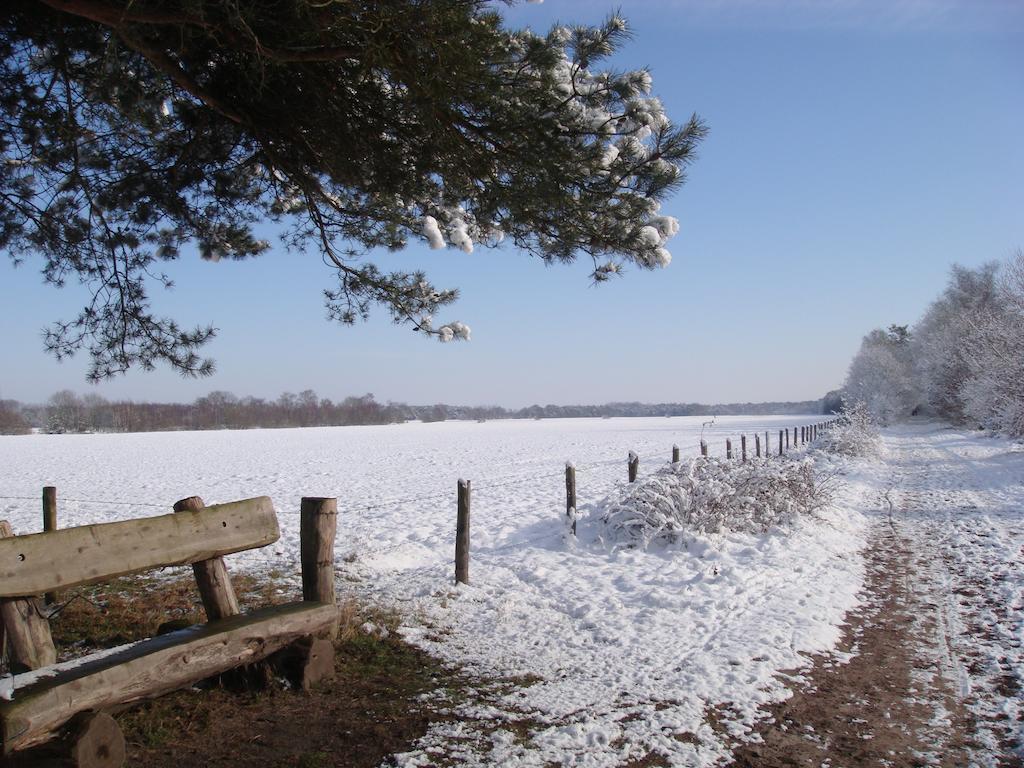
[[454, 418, 839, 584]]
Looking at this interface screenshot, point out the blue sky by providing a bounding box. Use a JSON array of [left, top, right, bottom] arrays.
[[1, 0, 1021, 407]]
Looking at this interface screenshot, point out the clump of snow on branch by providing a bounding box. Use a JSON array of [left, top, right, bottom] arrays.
[[601, 456, 828, 548], [437, 321, 471, 343], [448, 219, 474, 254], [422, 216, 445, 250]]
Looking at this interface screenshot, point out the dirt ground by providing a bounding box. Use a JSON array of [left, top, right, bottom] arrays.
[[732, 524, 978, 768]]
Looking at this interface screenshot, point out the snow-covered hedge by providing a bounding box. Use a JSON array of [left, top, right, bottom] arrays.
[[600, 455, 827, 548], [817, 401, 882, 458]]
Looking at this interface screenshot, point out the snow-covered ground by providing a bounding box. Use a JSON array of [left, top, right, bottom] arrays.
[[1, 417, 1017, 765], [0, 414, 866, 765]]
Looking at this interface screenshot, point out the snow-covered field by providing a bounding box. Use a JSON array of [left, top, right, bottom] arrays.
[[0, 415, 869, 765]]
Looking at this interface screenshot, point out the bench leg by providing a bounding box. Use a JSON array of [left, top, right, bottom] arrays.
[[299, 637, 336, 692], [68, 712, 125, 768], [270, 635, 336, 692]]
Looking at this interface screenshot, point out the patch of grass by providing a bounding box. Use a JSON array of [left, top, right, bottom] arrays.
[[7, 575, 522, 768], [45, 569, 293, 657]]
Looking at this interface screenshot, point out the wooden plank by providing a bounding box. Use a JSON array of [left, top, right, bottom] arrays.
[[0, 497, 279, 599], [173, 496, 240, 621], [0, 522, 57, 672], [0, 601, 338, 753]]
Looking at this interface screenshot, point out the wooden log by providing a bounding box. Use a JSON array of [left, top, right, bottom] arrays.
[[755, 433, 761, 458], [300, 498, 337, 606], [42, 488, 57, 606], [726, 439, 733, 460], [565, 463, 577, 536], [0, 601, 339, 754], [741, 435, 747, 463], [173, 497, 240, 621], [297, 637, 335, 692], [0, 497, 279, 599], [627, 451, 639, 483], [68, 711, 125, 768], [270, 635, 336, 693], [0, 522, 57, 672], [700, 440, 708, 457], [671, 444, 680, 463], [455, 481, 470, 585]]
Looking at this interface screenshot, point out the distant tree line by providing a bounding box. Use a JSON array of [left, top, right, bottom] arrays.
[[843, 250, 1024, 437], [0, 392, 829, 436]]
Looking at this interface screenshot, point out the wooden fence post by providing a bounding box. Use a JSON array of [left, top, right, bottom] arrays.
[[778, 430, 783, 456], [300, 497, 338, 604], [741, 435, 747, 463], [765, 431, 770, 458], [755, 433, 761, 458], [628, 451, 639, 483], [565, 463, 577, 536], [700, 440, 708, 457], [455, 480, 470, 585], [785, 429, 789, 449], [672, 444, 680, 463], [726, 439, 733, 460], [42, 486, 57, 606], [801, 426, 805, 444]]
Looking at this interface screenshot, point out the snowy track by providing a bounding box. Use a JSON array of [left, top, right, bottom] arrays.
[[882, 423, 1024, 764]]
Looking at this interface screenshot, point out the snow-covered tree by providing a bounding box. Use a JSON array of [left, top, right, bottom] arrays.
[[842, 325, 917, 425], [1, 1, 706, 380], [911, 263, 1002, 423], [960, 252, 1024, 435]]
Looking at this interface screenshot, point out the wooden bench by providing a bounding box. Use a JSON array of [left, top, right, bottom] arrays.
[[0, 495, 339, 768]]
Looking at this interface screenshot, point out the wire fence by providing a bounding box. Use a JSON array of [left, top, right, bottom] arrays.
[[0, 419, 838, 542]]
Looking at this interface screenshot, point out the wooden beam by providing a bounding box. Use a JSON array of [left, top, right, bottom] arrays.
[[0, 522, 57, 672], [0, 602, 338, 754], [0, 497, 279, 599]]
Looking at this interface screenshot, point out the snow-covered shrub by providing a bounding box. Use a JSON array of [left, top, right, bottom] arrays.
[[600, 456, 827, 548], [817, 401, 881, 458]]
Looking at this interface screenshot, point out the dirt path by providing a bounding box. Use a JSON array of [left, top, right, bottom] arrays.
[[735, 423, 1023, 767]]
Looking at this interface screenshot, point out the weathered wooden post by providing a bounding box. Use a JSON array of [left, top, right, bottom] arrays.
[[726, 439, 733, 460], [755, 433, 762, 458], [42, 486, 57, 606], [741, 435, 747, 463], [300, 497, 338, 605], [0, 521, 57, 671], [700, 440, 708, 457], [785, 429, 790, 449], [801, 426, 805, 444], [455, 480, 470, 585], [672, 444, 680, 463], [174, 496, 241, 620], [628, 451, 639, 483], [778, 430, 783, 456], [765, 431, 770, 458], [565, 463, 577, 536]]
